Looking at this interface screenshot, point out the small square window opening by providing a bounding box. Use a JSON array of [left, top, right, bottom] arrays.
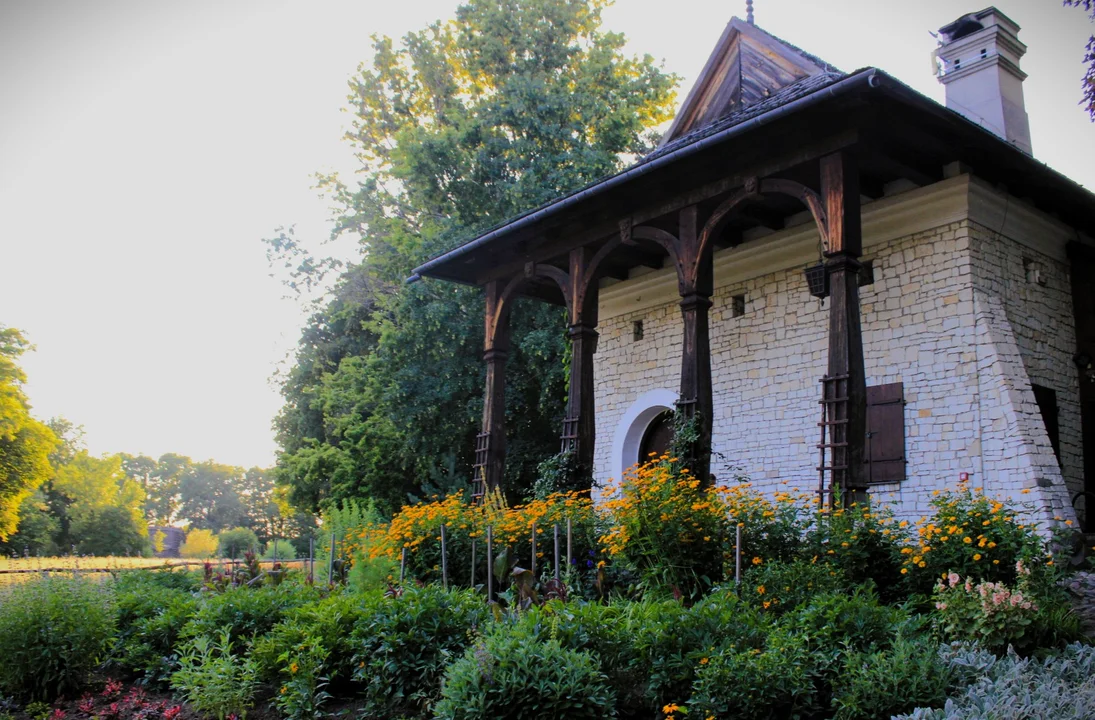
[[632, 320, 644, 341], [731, 294, 746, 318]]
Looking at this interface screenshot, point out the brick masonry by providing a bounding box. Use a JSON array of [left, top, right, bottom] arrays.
[[592, 181, 1083, 530]]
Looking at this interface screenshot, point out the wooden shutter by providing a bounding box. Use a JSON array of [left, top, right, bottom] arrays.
[[865, 382, 905, 484]]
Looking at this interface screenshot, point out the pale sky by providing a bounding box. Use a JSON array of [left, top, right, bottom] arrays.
[[1, 0, 1092, 469]]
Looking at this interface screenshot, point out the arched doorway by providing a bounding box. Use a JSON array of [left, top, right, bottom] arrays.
[[638, 410, 674, 463], [611, 388, 679, 484]]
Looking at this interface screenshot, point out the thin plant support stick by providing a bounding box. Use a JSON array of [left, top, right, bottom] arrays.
[[470, 538, 476, 588], [735, 523, 742, 595], [486, 526, 494, 602], [273, 536, 278, 563], [327, 532, 336, 586], [566, 517, 572, 571], [399, 546, 407, 584], [440, 524, 449, 591], [553, 523, 561, 581], [531, 522, 537, 577], [308, 537, 314, 582]]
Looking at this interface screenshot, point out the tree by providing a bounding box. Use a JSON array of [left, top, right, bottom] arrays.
[[179, 528, 218, 559], [217, 526, 259, 559], [73, 506, 148, 556], [268, 0, 677, 512], [1065, 1, 1095, 119], [0, 328, 58, 540]]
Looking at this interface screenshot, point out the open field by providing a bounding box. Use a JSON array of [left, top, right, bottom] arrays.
[[0, 555, 309, 584]]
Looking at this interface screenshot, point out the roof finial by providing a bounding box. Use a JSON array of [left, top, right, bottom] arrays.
[[746, 0, 754, 24]]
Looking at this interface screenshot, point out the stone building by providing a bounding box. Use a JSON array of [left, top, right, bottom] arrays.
[[410, 8, 1095, 530]]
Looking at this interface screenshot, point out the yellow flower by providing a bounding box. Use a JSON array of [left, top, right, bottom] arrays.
[[663, 704, 681, 714], [752, 556, 762, 565], [290, 662, 299, 674], [900, 568, 908, 574], [699, 657, 709, 665], [973, 553, 982, 561], [756, 584, 766, 595], [963, 537, 972, 544]]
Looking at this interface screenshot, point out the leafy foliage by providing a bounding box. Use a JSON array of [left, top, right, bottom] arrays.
[[1065, 1, 1095, 121], [831, 637, 950, 720], [171, 631, 258, 720], [217, 527, 259, 559], [349, 585, 489, 718], [267, 0, 678, 513], [434, 634, 616, 720], [0, 327, 58, 541], [180, 528, 218, 559], [0, 576, 116, 701], [182, 582, 319, 647]]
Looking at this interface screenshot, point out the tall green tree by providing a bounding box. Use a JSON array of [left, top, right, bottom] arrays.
[[269, 0, 677, 513], [0, 328, 58, 540]]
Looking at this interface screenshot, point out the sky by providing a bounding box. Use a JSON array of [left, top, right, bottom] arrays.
[[1, 0, 1092, 469]]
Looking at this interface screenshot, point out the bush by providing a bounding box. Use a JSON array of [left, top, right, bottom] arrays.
[[896, 642, 1095, 719], [741, 560, 847, 614], [902, 483, 1043, 594], [113, 575, 198, 684], [600, 459, 730, 598], [182, 582, 320, 647], [73, 506, 149, 556], [720, 481, 808, 566], [831, 636, 950, 720], [217, 527, 259, 559], [0, 576, 116, 700], [261, 539, 297, 560], [350, 585, 490, 719], [806, 501, 909, 601], [931, 570, 1039, 655], [171, 631, 257, 720], [434, 634, 616, 720], [688, 631, 817, 720], [785, 588, 906, 654], [180, 529, 218, 559], [252, 590, 376, 694]]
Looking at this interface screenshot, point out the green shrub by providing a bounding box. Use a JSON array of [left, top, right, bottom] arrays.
[[113, 578, 198, 685], [273, 639, 331, 720], [831, 636, 951, 720], [434, 634, 616, 720], [350, 586, 489, 719], [171, 631, 257, 720], [261, 539, 297, 560], [252, 590, 377, 693], [901, 484, 1043, 595], [0, 576, 116, 700], [785, 588, 905, 653], [182, 582, 320, 647], [806, 502, 909, 601], [741, 560, 847, 614], [931, 572, 1039, 654], [687, 631, 817, 720], [217, 527, 259, 559], [180, 528, 218, 559], [114, 568, 201, 594], [896, 642, 1095, 719]]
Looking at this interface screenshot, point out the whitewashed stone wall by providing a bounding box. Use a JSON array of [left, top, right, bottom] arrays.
[[592, 181, 1081, 529]]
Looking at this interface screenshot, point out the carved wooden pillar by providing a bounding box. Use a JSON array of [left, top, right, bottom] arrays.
[[676, 205, 714, 483], [821, 151, 868, 504], [561, 247, 598, 480], [475, 280, 510, 499]]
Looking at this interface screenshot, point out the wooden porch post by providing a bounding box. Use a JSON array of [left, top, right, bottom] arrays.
[[561, 247, 599, 480], [676, 206, 714, 482], [821, 151, 868, 504], [475, 280, 510, 499]]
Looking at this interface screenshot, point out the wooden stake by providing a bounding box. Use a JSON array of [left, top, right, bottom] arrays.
[[486, 526, 494, 601], [553, 524, 561, 581], [531, 522, 537, 577], [399, 546, 407, 584], [440, 524, 449, 591], [327, 532, 336, 585], [735, 524, 742, 595]]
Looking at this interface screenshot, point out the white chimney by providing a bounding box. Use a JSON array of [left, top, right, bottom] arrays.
[[934, 7, 1032, 156]]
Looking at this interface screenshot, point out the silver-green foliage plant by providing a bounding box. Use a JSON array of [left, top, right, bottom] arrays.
[[896, 642, 1095, 720], [0, 576, 116, 701], [171, 630, 257, 720]]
